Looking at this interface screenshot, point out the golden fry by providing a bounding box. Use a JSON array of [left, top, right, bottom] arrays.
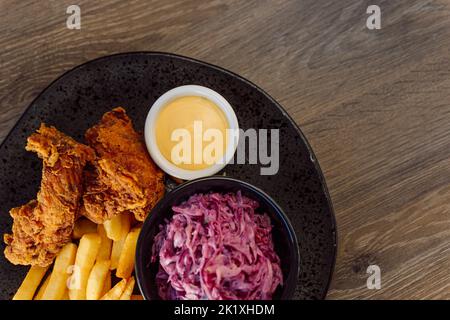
[[86, 259, 110, 300], [131, 294, 144, 300], [97, 224, 112, 261], [109, 216, 130, 270], [68, 233, 101, 300], [103, 213, 129, 241], [110, 238, 125, 270], [102, 271, 111, 296], [119, 277, 135, 300], [101, 278, 127, 300], [116, 228, 140, 279], [42, 243, 77, 300], [13, 265, 49, 300], [34, 274, 50, 300], [61, 290, 70, 300]]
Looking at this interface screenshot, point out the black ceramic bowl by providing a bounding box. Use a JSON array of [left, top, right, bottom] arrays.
[[135, 176, 300, 300]]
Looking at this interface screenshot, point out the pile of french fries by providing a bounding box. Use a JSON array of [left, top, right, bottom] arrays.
[[13, 213, 143, 300]]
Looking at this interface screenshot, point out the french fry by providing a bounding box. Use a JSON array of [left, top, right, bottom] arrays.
[[69, 233, 101, 300], [42, 243, 77, 300], [104, 213, 130, 241], [120, 214, 131, 238], [116, 228, 140, 279], [119, 277, 135, 300], [109, 216, 131, 270], [86, 259, 110, 300], [34, 274, 50, 300], [13, 265, 49, 300], [103, 215, 121, 241], [110, 237, 125, 270], [102, 271, 111, 296], [73, 218, 97, 239], [97, 224, 113, 261], [100, 278, 127, 300], [131, 294, 144, 300], [61, 290, 70, 300]]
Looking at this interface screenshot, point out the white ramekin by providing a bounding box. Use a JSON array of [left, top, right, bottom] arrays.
[[144, 85, 239, 180]]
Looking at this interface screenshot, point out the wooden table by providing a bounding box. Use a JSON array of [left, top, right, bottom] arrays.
[[1, 0, 449, 299]]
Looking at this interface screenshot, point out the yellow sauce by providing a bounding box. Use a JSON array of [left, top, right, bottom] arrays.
[[155, 96, 229, 170]]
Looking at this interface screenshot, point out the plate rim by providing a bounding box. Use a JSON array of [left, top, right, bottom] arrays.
[[0, 51, 337, 299]]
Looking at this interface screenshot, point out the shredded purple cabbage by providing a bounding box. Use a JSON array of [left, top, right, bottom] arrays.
[[151, 191, 283, 300]]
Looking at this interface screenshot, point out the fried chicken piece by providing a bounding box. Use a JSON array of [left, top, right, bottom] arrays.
[[80, 107, 165, 223], [4, 124, 95, 266]]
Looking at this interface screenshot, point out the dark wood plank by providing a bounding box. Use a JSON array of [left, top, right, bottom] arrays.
[[1, 0, 449, 299]]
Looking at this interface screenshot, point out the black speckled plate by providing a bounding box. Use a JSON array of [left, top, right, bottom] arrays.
[[0, 52, 336, 300]]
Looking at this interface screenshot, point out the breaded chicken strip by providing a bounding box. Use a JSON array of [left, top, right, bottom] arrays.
[[80, 107, 165, 223], [4, 124, 94, 266]]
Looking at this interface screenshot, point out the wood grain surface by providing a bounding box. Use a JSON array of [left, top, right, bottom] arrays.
[[1, 0, 449, 299]]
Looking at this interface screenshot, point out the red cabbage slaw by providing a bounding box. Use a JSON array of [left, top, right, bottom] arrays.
[[151, 191, 283, 300]]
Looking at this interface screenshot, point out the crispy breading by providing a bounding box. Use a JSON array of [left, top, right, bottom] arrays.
[[80, 107, 165, 223], [4, 124, 94, 266]]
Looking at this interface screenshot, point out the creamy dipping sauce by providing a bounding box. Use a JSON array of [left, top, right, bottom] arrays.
[[155, 96, 229, 171]]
